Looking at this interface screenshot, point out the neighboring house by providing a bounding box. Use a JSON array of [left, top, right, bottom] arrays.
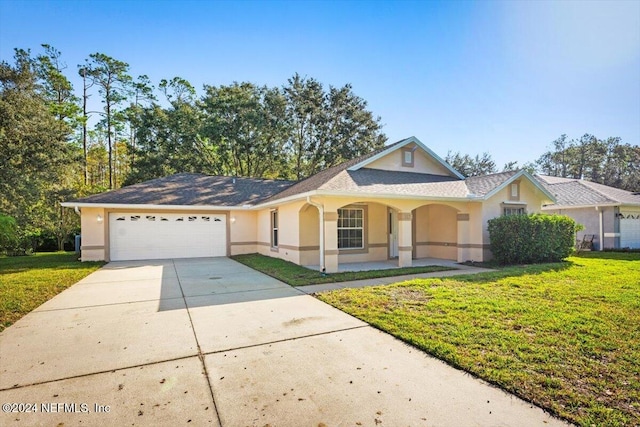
[[537, 175, 640, 250], [62, 137, 556, 272]]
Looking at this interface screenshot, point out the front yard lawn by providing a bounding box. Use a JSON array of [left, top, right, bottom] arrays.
[[318, 252, 640, 427], [231, 253, 455, 286], [0, 252, 104, 331]]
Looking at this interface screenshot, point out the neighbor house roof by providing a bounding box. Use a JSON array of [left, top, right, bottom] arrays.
[[536, 175, 640, 208], [66, 173, 295, 207]]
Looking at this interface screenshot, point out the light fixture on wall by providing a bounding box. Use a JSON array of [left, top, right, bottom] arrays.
[[230, 217, 236, 224], [97, 215, 103, 223]]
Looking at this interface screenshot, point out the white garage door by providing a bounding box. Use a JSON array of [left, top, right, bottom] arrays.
[[620, 209, 640, 249], [109, 213, 226, 261]]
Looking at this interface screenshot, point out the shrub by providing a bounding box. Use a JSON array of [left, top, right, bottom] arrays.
[[0, 214, 39, 256], [0, 214, 18, 253], [488, 214, 582, 265]]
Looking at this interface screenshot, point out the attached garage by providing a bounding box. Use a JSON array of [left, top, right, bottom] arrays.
[[619, 208, 640, 249], [109, 212, 227, 261]]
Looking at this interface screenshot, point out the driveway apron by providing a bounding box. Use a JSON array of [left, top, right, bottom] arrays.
[[1, 258, 570, 426]]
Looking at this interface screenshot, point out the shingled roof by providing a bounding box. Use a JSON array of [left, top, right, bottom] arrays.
[[465, 170, 519, 197], [536, 175, 640, 207], [68, 140, 560, 208], [71, 173, 295, 206], [261, 139, 410, 203]]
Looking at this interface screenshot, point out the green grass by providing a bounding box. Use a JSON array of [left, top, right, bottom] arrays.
[[318, 252, 640, 427], [231, 253, 455, 286], [0, 252, 104, 331]]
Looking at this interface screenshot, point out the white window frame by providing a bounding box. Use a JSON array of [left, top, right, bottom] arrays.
[[401, 147, 415, 167], [271, 210, 278, 248], [509, 181, 521, 201], [503, 207, 526, 216], [337, 208, 364, 250]]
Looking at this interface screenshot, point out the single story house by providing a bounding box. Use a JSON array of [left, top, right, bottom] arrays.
[[62, 137, 557, 272], [537, 175, 640, 250]]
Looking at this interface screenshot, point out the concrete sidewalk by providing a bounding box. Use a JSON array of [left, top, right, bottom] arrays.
[[298, 262, 495, 294], [0, 257, 568, 427]]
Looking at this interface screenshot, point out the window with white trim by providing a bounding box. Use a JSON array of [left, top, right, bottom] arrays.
[[271, 210, 278, 248], [401, 148, 414, 167], [503, 207, 526, 216], [337, 208, 364, 249]]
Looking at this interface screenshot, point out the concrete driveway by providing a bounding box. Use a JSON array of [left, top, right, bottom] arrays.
[[0, 258, 569, 426]]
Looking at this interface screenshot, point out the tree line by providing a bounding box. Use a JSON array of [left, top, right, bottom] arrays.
[[446, 134, 639, 191], [0, 46, 386, 253], [1, 44, 638, 254]]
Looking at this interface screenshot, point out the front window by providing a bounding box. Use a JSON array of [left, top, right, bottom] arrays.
[[337, 208, 364, 249], [271, 210, 278, 248], [503, 207, 526, 216]]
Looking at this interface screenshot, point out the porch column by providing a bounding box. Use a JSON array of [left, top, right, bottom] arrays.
[[324, 211, 339, 273], [398, 211, 413, 267], [457, 212, 470, 262]]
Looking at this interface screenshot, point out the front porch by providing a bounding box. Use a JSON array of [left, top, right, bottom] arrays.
[[297, 198, 485, 273]]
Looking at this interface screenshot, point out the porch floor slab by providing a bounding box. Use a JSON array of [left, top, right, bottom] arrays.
[[306, 257, 462, 272], [299, 262, 495, 294]]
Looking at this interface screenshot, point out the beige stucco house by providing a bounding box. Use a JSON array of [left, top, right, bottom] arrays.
[[62, 137, 556, 272]]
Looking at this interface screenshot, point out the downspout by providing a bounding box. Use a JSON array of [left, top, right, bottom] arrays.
[[307, 196, 325, 273], [596, 206, 604, 251], [73, 206, 82, 256]]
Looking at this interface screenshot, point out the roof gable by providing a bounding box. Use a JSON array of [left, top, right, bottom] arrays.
[[260, 139, 408, 203], [467, 170, 556, 202], [347, 136, 464, 179]]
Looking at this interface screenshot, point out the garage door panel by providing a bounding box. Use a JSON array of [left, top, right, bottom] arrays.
[[620, 209, 640, 249], [109, 213, 227, 261]]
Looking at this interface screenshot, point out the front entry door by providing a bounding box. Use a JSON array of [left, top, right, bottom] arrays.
[[389, 210, 399, 258]]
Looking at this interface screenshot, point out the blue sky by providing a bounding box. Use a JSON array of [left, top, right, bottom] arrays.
[[1, 0, 638, 168]]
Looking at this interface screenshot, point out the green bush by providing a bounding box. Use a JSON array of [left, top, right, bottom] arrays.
[[488, 214, 582, 265], [0, 214, 38, 256], [0, 214, 18, 253]]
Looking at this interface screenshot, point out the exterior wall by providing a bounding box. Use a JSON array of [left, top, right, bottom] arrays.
[[338, 202, 388, 264], [256, 201, 306, 265], [298, 204, 320, 266], [229, 210, 258, 255], [310, 197, 487, 264], [414, 204, 458, 260], [364, 144, 453, 176], [482, 179, 555, 259], [460, 202, 485, 262], [258, 197, 483, 267], [80, 207, 107, 261], [294, 201, 391, 266], [544, 207, 617, 250], [256, 209, 272, 257]]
